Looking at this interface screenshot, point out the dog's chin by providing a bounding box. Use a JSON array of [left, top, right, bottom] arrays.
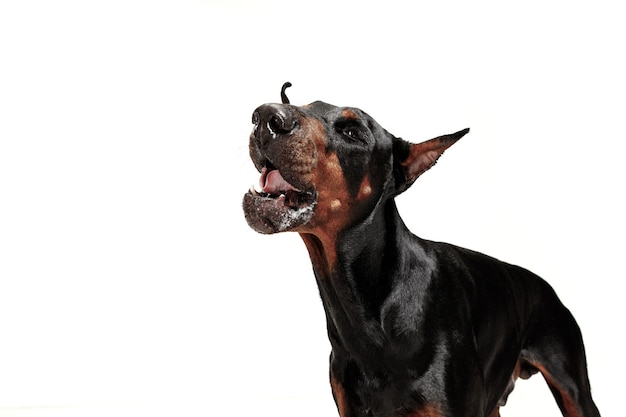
[[242, 188, 317, 234]]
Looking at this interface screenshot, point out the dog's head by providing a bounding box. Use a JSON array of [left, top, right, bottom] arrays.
[[242, 83, 469, 235]]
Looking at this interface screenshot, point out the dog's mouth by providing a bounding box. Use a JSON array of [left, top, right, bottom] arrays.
[[243, 163, 317, 234], [249, 166, 317, 209]]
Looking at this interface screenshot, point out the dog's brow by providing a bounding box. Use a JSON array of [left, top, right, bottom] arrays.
[[341, 109, 360, 120]]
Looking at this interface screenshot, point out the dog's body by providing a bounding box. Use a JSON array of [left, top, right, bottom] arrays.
[[242, 84, 600, 417]]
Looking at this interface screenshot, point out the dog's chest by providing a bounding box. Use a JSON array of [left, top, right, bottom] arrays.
[[336, 357, 447, 417]]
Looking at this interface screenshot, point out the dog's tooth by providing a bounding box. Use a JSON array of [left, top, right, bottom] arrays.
[[249, 185, 258, 196]]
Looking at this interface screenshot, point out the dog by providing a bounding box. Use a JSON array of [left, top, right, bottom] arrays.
[[242, 83, 600, 417]]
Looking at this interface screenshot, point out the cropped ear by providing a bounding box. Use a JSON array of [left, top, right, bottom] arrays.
[[393, 128, 469, 193]]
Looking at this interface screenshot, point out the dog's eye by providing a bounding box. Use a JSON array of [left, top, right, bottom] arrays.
[[341, 127, 361, 141]]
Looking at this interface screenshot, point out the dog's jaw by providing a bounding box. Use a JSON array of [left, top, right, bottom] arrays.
[[243, 140, 318, 234], [243, 188, 317, 234]]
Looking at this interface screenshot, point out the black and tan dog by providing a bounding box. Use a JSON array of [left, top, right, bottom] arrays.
[[242, 83, 600, 417]]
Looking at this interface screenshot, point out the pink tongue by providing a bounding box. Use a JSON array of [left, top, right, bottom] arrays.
[[261, 168, 299, 193]]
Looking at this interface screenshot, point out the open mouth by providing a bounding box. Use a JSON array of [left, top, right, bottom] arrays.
[[243, 164, 317, 234], [249, 166, 316, 208]]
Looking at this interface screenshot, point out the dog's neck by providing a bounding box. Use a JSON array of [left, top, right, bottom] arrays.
[[299, 199, 419, 352], [300, 198, 402, 281]]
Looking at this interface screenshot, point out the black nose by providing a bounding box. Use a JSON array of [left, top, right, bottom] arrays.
[[252, 104, 298, 137]]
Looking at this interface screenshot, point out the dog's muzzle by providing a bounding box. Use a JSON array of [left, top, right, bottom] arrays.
[[243, 104, 317, 234]]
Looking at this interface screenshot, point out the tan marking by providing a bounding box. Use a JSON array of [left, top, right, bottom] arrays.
[[294, 118, 354, 274], [357, 175, 372, 201], [301, 233, 334, 279], [402, 404, 444, 417], [330, 377, 350, 417], [326, 159, 342, 171], [513, 360, 522, 379], [293, 117, 375, 277], [309, 152, 351, 229], [530, 362, 583, 417], [341, 109, 359, 120], [330, 199, 342, 211]]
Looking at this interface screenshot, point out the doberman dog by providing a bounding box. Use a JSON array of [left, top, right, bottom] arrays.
[[242, 83, 600, 417]]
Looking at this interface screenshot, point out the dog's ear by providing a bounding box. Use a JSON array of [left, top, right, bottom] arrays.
[[393, 128, 469, 193]]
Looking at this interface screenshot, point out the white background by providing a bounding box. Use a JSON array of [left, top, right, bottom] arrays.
[[1, 0, 623, 416]]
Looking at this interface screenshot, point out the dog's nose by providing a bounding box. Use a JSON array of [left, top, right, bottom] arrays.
[[252, 104, 299, 137]]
